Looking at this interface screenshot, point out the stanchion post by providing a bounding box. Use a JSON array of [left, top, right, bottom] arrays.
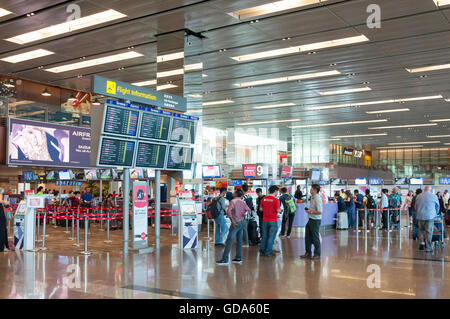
[[387, 208, 391, 233], [64, 206, 69, 234], [100, 179, 104, 231], [155, 170, 161, 250], [365, 208, 368, 232], [123, 168, 130, 254], [70, 208, 75, 240], [399, 208, 402, 231], [73, 207, 80, 247], [81, 213, 91, 255], [41, 209, 47, 251], [104, 207, 112, 244], [356, 208, 360, 233], [7, 209, 11, 239], [36, 209, 41, 243]]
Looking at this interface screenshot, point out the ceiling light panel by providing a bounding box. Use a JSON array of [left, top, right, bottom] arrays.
[[238, 119, 300, 126], [157, 84, 177, 90], [406, 63, 450, 73], [331, 133, 388, 138], [433, 0, 450, 7], [365, 108, 410, 114], [430, 119, 450, 122], [229, 0, 326, 20], [377, 145, 424, 149], [1, 49, 54, 63], [203, 100, 234, 106], [235, 70, 340, 87], [427, 135, 450, 138], [253, 102, 295, 109], [45, 51, 143, 73], [6, 9, 127, 44], [0, 8, 12, 17], [156, 51, 184, 63], [388, 141, 440, 145], [132, 80, 157, 87], [156, 68, 184, 78], [319, 86, 371, 96], [289, 119, 387, 128], [368, 123, 437, 129]]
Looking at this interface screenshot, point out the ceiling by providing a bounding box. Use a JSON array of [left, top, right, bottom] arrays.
[[1, 0, 450, 149]]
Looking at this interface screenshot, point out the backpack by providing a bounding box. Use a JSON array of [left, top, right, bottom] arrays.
[[388, 196, 398, 209], [366, 195, 376, 209], [209, 197, 222, 219], [285, 195, 297, 214]]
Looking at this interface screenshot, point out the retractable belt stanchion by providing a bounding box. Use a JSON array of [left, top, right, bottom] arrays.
[[73, 207, 80, 247], [36, 209, 41, 243], [387, 208, 391, 233], [64, 206, 69, 234], [69, 208, 75, 240], [104, 207, 112, 244], [364, 208, 369, 233], [81, 211, 91, 255], [399, 208, 402, 231], [7, 209, 11, 239], [41, 209, 47, 251], [100, 179, 104, 232], [356, 208, 360, 233]]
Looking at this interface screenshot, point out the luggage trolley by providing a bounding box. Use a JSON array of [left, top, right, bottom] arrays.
[[432, 215, 446, 251]]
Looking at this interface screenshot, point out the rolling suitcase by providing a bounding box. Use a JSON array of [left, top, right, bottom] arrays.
[[248, 218, 259, 246], [336, 212, 348, 230]]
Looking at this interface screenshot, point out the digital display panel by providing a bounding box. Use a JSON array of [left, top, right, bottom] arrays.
[[369, 178, 382, 185], [169, 114, 196, 144], [311, 169, 320, 181], [100, 169, 112, 179], [166, 145, 194, 170], [58, 170, 74, 180], [103, 105, 139, 137], [355, 178, 367, 185], [202, 166, 221, 178], [139, 111, 171, 142], [440, 177, 450, 185], [409, 177, 423, 185], [130, 168, 144, 179], [8, 118, 91, 168], [243, 164, 257, 178], [395, 178, 408, 185], [135, 142, 167, 169], [145, 169, 155, 179], [331, 178, 344, 185], [46, 171, 57, 180], [353, 150, 363, 158], [23, 171, 37, 181], [281, 166, 293, 178], [97, 137, 135, 167], [84, 169, 97, 180]]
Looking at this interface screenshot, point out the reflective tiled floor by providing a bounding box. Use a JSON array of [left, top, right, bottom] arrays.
[[1, 220, 449, 299]]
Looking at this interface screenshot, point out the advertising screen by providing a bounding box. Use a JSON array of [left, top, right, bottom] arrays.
[[369, 178, 382, 185], [46, 171, 58, 180], [311, 169, 320, 181], [355, 178, 367, 185], [440, 177, 450, 185], [395, 178, 408, 185], [166, 145, 194, 170], [8, 118, 91, 168], [97, 137, 136, 167], [100, 169, 112, 179], [135, 142, 167, 169], [321, 168, 329, 181], [139, 110, 171, 142], [145, 169, 155, 179], [58, 170, 74, 180], [343, 148, 354, 156], [243, 164, 257, 178], [409, 177, 423, 185], [281, 166, 293, 178], [169, 114, 197, 144], [23, 171, 36, 181], [103, 105, 139, 138], [84, 169, 97, 180], [130, 168, 144, 179], [202, 165, 221, 178], [353, 150, 363, 158], [331, 178, 344, 185]]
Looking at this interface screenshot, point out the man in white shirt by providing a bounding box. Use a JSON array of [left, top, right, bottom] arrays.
[[443, 190, 449, 209]]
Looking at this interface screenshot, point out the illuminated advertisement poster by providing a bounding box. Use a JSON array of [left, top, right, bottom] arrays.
[[281, 166, 293, 178], [202, 165, 221, 178], [8, 118, 90, 167], [132, 181, 148, 249], [242, 164, 257, 178]]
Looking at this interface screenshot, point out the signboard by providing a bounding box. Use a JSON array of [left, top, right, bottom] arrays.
[[353, 150, 363, 158], [395, 178, 408, 185], [46, 171, 57, 180], [343, 148, 354, 156], [132, 181, 148, 249], [233, 180, 243, 186], [58, 170, 74, 180], [130, 168, 144, 179], [135, 141, 167, 169], [8, 118, 91, 168], [281, 166, 293, 178], [166, 145, 194, 171], [26, 196, 45, 208], [23, 171, 37, 181], [139, 109, 172, 142], [311, 168, 320, 181], [369, 178, 382, 185], [84, 169, 97, 180], [243, 164, 256, 178], [169, 113, 197, 145], [440, 177, 450, 185], [102, 104, 139, 138], [145, 169, 155, 179], [355, 178, 367, 185], [97, 136, 136, 167], [92, 75, 187, 112], [202, 165, 221, 178], [409, 177, 423, 185]]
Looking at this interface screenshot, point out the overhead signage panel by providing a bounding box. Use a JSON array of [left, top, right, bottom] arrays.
[[93, 75, 187, 112]]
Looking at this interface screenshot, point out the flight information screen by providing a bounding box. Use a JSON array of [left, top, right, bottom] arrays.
[[139, 111, 171, 142], [135, 142, 167, 169], [98, 137, 135, 167], [169, 114, 196, 144], [103, 105, 139, 137], [166, 145, 194, 170]]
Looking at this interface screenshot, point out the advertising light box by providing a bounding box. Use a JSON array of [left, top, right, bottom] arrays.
[[395, 178, 408, 185], [8, 118, 91, 168], [369, 178, 382, 185], [202, 165, 221, 178], [130, 168, 144, 179], [440, 177, 450, 185], [281, 166, 293, 178], [355, 178, 367, 185], [409, 177, 423, 185], [243, 164, 257, 178], [84, 169, 97, 180], [145, 169, 155, 179]]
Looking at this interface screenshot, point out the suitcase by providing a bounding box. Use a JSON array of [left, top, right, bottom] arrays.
[[248, 218, 259, 245], [336, 212, 348, 230]]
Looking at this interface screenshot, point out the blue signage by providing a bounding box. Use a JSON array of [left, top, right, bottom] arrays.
[[440, 177, 450, 185]]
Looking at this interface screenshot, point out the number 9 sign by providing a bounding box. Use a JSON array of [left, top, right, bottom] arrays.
[[255, 163, 268, 178]]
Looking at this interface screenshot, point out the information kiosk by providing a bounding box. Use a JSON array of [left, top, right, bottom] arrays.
[[14, 196, 45, 250], [177, 191, 198, 249]]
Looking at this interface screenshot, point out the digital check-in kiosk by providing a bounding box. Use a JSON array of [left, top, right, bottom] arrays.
[[177, 191, 198, 249], [14, 196, 45, 250]]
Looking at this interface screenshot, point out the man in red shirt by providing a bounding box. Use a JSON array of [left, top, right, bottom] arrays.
[[259, 185, 282, 257]]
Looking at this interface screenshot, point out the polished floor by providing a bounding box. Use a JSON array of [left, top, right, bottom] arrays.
[[1, 217, 449, 299]]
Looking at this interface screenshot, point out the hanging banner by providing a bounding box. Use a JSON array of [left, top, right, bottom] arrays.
[[132, 180, 148, 249]]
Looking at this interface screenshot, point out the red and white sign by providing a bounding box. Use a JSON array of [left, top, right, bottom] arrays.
[[132, 181, 148, 248], [202, 165, 221, 178], [25, 190, 35, 196], [243, 164, 257, 177], [281, 166, 293, 178], [26, 196, 45, 208], [179, 190, 193, 199]]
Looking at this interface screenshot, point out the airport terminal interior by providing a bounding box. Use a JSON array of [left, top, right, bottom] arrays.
[[1, 0, 450, 300]]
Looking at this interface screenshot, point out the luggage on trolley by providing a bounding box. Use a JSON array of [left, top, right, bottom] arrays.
[[336, 212, 348, 230], [432, 215, 446, 250]]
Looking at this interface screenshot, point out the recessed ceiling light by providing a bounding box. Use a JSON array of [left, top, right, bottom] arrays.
[[427, 135, 450, 138], [388, 141, 440, 145], [234, 70, 340, 87], [6, 9, 127, 44], [41, 88, 51, 96], [188, 94, 202, 98], [0, 8, 13, 18], [406, 63, 450, 73], [331, 133, 388, 138], [202, 74, 208, 78], [319, 87, 371, 96], [186, 109, 203, 113], [132, 79, 157, 87], [317, 138, 342, 141], [203, 100, 234, 106], [157, 84, 177, 90], [253, 102, 295, 109], [230, 35, 368, 62], [184, 62, 203, 71], [1, 49, 55, 63], [45, 51, 143, 73], [430, 118, 450, 122], [229, 0, 326, 20], [306, 95, 443, 110], [365, 108, 410, 114], [156, 51, 184, 63], [433, 0, 450, 7], [377, 145, 424, 149], [237, 119, 300, 126], [289, 119, 387, 128], [368, 123, 437, 129]]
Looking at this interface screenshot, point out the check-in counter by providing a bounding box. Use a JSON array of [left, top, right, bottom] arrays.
[[292, 203, 338, 230]]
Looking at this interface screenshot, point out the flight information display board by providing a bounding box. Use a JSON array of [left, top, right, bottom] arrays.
[[169, 113, 197, 145], [97, 137, 136, 167], [139, 109, 172, 142], [103, 105, 139, 138], [135, 142, 167, 169], [166, 145, 194, 170]]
